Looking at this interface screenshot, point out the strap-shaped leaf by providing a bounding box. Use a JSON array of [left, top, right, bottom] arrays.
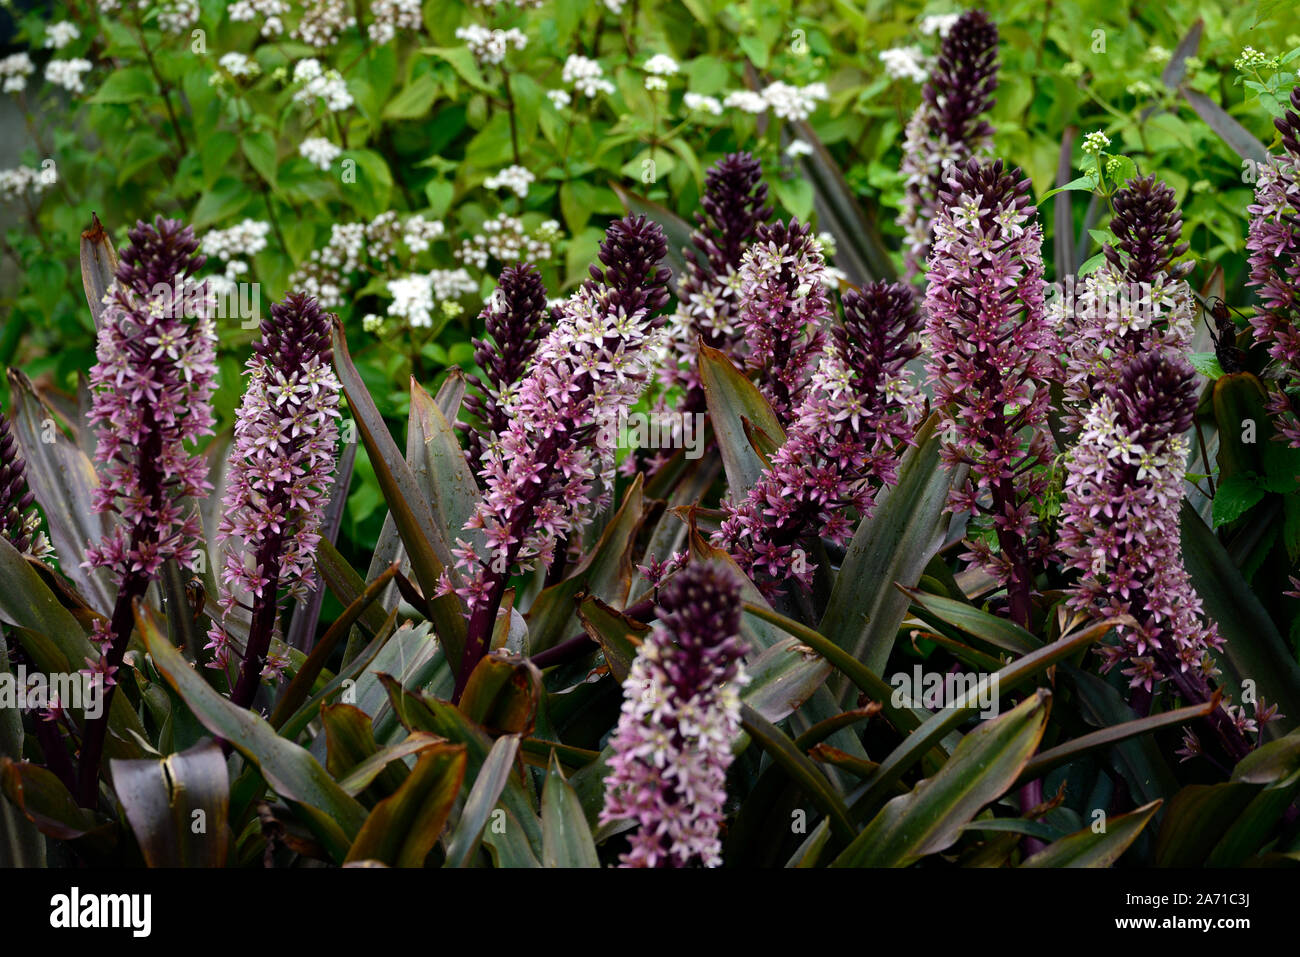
[[833, 690, 1052, 867], [1021, 800, 1161, 868], [542, 751, 599, 867]]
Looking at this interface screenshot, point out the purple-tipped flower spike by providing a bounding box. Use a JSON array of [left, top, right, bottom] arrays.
[[461, 263, 553, 476], [207, 292, 342, 708], [737, 218, 831, 424], [0, 408, 52, 559], [85, 216, 216, 584], [600, 561, 748, 868], [898, 9, 999, 281], [925, 157, 1054, 629], [717, 281, 922, 596], [445, 215, 671, 696], [1056, 175, 1195, 431], [1059, 353, 1257, 761], [663, 152, 774, 413], [1246, 87, 1300, 447], [78, 215, 217, 806]]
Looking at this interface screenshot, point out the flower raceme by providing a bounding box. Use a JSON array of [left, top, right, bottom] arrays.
[[737, 218, 831, 425], [925, 157, 1055, 628], [444, 215, 671, 695], [1058, 353, 1259, 760], [207, 293, 342, 706], [79, 215, 217, 806], [600, 562, 748, 868], [84, 216, 217, 586], [898, 9, 999, 281], [460, 263, 553, 476], [1055, 174, 1195, 430], [717, 280, 922, 596], [1246, 86, 1300, 447], [663, 151, 774, 415]]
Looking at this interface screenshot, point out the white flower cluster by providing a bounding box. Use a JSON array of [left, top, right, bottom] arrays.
[[218, 52, 260, 78], [1083, 130, 1111, 154], [0, 53, 34, 93], [292, 59, 353, 111], [786, 139, 813, 158], [546, 88, 570, 109], [456, 214, 560, 269], [386, 268, 477, 328], [721, 81, 829, 121], [45, 22, 80, 50], [683, 92, 722, 115], [484, 164, 534, 197], [45, 58, 93, 95], [145, 0, 199, 34], [294, 0, 356, 48], [431, 267, 478, 300], [0, 165, 55, 202], [880, 45, 928, 82], [762, 81, 829, 121], [455, 25, 527, 66], [228, 0, 289, 37], [723, 90, 766, 113], [562, 54, 614, 98], [402, 215, 445, 253], [202, 219, 271, 280], [643, 53, 678, 91], [299, 136, 340, 170], [919, 13, 962, 37], [387, 275, 435, 328], [368, 0, 423, 44]]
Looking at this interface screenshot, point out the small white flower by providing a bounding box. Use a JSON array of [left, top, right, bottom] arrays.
[[643, 54, 679, 76], [918, 13, 962, 37], [456, 25, 527, 66], [45, 58, 93, 95], [762, 81, 828, 121], [0, 53, 34, 93], [1082, 130, 1111, 154], [299, 137, 341, 171], [218, 52, 260, 78], [563, 54, 614, 98], [879, 45, 928, 83], [786, 139, 813, 158], [723, 90, 767, 114], [645, 76, 667, 92], [484, 164, 534, 198], [44, 22, 81, 50], [546, 88, 571, 109], [683, 92, 723, 115]]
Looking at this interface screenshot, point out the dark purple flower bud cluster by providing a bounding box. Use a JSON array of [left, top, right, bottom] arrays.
[[1102, 174, 1193, 285], [663, 152, 774, 414], [925, 157, 1054, 628], [737, 218, 831, 424], [1245, 87, 1300, 447], [461, 263, 553, 475], [717, 281, 922, 596], [600, 561, 748, 868], [0, 409, 50, 559], [898, 9, 999, 280], [1056, 175, 1196, 430]]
